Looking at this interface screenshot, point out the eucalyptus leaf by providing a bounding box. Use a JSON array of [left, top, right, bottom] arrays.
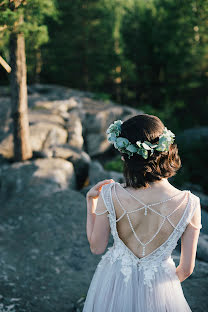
[[107, 133, 117, 142], [115, 137, 129, 148], [126, 144, 138, 153]]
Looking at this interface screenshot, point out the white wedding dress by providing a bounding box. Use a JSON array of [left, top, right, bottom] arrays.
[[83, 181, 202, 312]]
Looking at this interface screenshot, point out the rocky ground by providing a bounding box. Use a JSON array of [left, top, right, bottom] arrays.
[[0, 84, 207, 312]]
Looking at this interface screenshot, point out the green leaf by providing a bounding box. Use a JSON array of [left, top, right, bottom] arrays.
[[126, 144, 138, 153]]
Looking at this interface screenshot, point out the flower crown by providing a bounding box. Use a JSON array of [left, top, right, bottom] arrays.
[[106, 120, 175, 159]]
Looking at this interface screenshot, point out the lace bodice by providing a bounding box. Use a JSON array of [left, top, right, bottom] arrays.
[[94, 182, 202, 289]]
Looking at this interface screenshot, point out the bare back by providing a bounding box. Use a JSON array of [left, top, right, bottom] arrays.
[[111, 179, 190, 259]]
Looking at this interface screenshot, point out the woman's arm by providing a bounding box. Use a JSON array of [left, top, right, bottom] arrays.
[[86, 179, 114, 249], [176, 198, 202, 282], [86, 197, 98, 244]]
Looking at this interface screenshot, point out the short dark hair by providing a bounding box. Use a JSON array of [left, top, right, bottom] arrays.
[[119, 114, 181, 188]]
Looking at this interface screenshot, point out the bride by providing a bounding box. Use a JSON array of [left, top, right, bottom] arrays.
[[83, 114, 202, 312]]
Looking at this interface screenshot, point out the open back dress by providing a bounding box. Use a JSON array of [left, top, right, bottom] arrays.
[[83, 181, 202, 312]]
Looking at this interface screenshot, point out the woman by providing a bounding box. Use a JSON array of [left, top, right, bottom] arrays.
[[83, 114, 202, 312]]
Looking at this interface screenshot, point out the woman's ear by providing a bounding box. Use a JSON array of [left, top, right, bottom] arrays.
[[121, 156, 125, 161]]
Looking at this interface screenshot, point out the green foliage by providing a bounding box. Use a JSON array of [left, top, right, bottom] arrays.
[[0, 0, 57, 34], [0, 0, 58, 81], [104, 155, 123, 173], [118, 0, 208, 131], [91, 92, 112, 102], [41, 0, 119, 91], [120, 0, 208, 106]]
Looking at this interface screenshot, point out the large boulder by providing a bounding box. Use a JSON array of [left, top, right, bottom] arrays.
[[32, 96, 83, 115], [28, 111, 65, 126], [46, 145, 91, 189], [65, 112, 84, 150], [0, 131, 13, 159], [0, 97, 11, 134], [89, 161, 124, 185], [30, 122, 68, 151], [201, 209, 208, 235], [0, 114, 68, 158], [80, 160, 125, 197], [197, 233, 208, 262], [83, 104, 143, 157], [0, 84, 143, 159], [0, 188, 104, 312], [0, 158, 76, 200]]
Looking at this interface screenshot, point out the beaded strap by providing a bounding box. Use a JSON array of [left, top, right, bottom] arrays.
[[113, 182, 188, 256]]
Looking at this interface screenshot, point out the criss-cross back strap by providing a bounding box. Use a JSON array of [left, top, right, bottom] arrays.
[[115, 182, 187, 222], [113, 182, 189, 256]]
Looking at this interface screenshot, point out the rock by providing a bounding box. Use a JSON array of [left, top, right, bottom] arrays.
[[172, 250, 208, 311], [85, 132, 109, 157], [48, 145, 91, 189], [28, 83, 70, 98], [0, 154, 10, 165], [0, 132, 13, 159], [84, 105, 143, 156], [0, 158, 76, 200], [1, 122, 68, 157], [0, 188, 102, 312], [80, 160, 124, 197], [28, 111, 65, 126], [0, 97, 13, 158], [84, 106, 123, 133], [33, 97, 83, 115], [89, 161, 124, 186], [67, 150, 91, 190], [0, 84, 143, 159], [65, 112, 84, 150], [30, 122, 68, 151], [197, 233, 208, 262], [0, 97, 11, 133], [201, 209, 208, 235], [33, 149, 54, 159]]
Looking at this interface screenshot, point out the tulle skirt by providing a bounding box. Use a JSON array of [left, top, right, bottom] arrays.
[[82, 256, 192, 312]]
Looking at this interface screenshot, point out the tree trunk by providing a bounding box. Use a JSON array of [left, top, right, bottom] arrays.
[[9, 31, 32, 161]]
